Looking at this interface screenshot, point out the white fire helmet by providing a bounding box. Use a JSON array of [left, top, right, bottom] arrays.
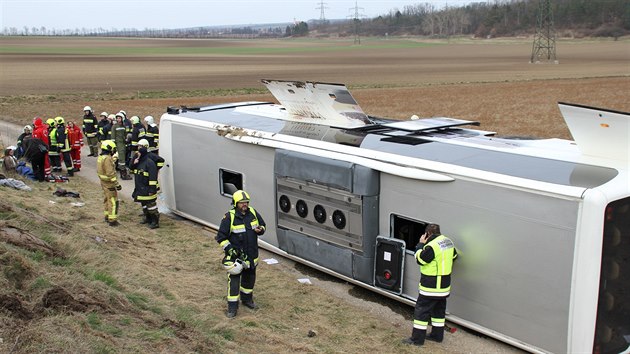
[[144, 116, 154, 125], [222, 257, 244, 275]]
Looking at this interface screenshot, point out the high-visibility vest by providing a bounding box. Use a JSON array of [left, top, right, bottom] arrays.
[[417, 235, 456, 296]]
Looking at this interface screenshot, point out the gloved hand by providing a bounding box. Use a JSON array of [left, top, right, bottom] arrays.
[[224, 244, 238, 258], [116, 184, 122, 191], [240, 253, 250, 269]]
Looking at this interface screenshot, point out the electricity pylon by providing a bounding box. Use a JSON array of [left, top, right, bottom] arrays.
[[348, 1, 365, 44], [530, 0, 558, 64]]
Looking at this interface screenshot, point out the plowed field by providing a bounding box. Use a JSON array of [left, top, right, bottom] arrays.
[[1, 37, 628, 139]]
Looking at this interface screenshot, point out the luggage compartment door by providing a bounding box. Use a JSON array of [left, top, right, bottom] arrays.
[[374, 236, 406, 295]]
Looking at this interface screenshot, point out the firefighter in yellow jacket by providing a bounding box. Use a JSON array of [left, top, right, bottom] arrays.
[[97, 140, 121, 226], [403, 223, 458, 346]]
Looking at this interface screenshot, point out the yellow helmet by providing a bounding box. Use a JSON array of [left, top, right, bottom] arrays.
[[55, 116, 65, 125], [232, 190, 250, 206], [100, 140, 117, 152], [46, 118, 55, 126]]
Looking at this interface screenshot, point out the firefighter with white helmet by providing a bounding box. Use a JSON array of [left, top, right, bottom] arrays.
[[111, 113, 132, 180], [82, 105, 99, 156], [15, 125, 32, 159], [130, 116, 146, 152], [130, 138, 159, 229], [97, 140, 121, 226], [143, 115, 159, 155], [96, 112, 109, 142], [215, 190, 267, 318]]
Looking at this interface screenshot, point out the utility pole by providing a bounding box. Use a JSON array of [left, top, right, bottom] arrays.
[[316, 0, 329, 24], [348, 0, 365, 45], [530, 0, 558, 64]]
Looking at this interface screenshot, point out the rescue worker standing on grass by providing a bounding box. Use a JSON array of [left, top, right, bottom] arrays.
[[97, 140, 121, 227], [129, 139, 159, 229], [403, 223, 457, 347], [216, 190, 266, 318]]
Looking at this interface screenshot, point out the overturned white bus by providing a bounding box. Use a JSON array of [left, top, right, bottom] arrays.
[[159, 80, 629, 354]]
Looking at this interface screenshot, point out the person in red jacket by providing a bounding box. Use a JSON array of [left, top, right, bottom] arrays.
[[67, 120, 84, 171], [32, 117, 52, 179]]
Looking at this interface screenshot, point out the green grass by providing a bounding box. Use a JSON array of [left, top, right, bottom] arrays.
[[51, 257, 73, 267], [87, 313, 124, 337], [28, 250, 46, 262], [30, 276, 51, 290], [90, 270, 119, 289]]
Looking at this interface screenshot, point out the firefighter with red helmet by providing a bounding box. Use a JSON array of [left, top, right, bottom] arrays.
[[216, 190, 267, 318]]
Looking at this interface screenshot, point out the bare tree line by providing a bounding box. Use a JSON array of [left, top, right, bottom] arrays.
[[2, 0, 629, 38]]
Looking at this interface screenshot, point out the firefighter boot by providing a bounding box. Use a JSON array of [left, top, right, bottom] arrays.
[[67, 168, 74, 177], [427, 326, 444, 343], [148, 213, 160, 229], [140, 209, 149, 224], [120, 167, 132, 180], [226, 301, 238, 318], [402, 328, 426, 346], [241, 293, 258, 310]]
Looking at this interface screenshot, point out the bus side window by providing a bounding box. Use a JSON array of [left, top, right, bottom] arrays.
[[391, 214, 427, 251]]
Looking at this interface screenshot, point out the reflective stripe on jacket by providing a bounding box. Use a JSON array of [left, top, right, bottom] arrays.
[[416, 234, 457, 297]]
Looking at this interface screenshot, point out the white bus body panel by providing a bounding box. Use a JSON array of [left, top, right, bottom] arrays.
[[158, 85, 630, 354]]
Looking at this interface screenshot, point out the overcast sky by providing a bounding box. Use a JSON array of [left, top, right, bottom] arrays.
[[1, 0, 475, 30]]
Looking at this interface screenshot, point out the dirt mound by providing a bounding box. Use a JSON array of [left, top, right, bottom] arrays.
[[39, 287, 88, 312], [0, 293, 33, 320], [32, 287, 110, 315]]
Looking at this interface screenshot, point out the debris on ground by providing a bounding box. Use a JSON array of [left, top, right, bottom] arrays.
[[0, 178, 31, 191], [53, 188, 80, 198]]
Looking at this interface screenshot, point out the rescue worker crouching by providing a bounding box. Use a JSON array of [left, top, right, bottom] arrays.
[[129, 139, 159, 229], [97, 140, 121, 227], [216, 190, 266, 318]]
